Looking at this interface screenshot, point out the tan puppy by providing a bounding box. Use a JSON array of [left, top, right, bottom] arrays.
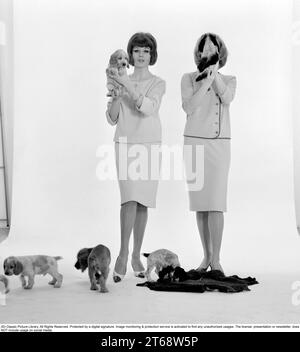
[[3, 255, 63, 289], [0, 274, 9, 294], [143, 249, 181, 282], [106, 49, 129, 97], [75, 244, 111, 293]]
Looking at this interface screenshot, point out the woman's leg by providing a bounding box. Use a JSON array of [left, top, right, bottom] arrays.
[[114, 201, 137, 279], [207, 210, 224, 272], [132, 202, 148, 272], [196, 211, 212, 270]]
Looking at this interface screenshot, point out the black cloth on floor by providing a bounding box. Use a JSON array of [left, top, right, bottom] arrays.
[[136, 269, 258, 293]]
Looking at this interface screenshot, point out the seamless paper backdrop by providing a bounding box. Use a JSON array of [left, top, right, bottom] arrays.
[[1, 0, 299, 274]]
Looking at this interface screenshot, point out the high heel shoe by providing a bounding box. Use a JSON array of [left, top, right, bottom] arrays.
[[113, 270, 125, 283], [113, 256, 127, 283], [133, 271, 145, 278], [209, 262, 224, 274], [131, 258, 145, 278], [195, 266, 209, 273], [195, 262, 211, 273]]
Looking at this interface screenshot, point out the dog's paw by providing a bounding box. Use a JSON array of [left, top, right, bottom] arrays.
[[100, 287, 109, 293], [54, 283, 62, 288], [90, 285, 98, 291]]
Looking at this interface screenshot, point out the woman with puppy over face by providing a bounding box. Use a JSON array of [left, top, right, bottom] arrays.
[[106, 32, 166, 282], [181, 33, 236, 273]]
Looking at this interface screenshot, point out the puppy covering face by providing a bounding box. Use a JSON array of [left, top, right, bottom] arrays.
[[195, 34, 219, 82]]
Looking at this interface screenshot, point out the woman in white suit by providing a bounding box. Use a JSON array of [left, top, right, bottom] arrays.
[[106, 32, 166, 282], [181, 33, 237, 273]]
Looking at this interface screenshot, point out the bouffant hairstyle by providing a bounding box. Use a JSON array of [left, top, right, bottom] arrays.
[[194, 33, 228, 69], [127, 32, 158, 66]]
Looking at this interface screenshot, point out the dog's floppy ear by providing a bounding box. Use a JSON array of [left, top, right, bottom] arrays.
[[109, 53, 118, 66], [78, 248, 92, 260], [13, 259, 23, 275]]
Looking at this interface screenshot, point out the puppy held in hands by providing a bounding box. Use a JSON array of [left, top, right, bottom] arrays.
[[106, 49, 129, 97], [143, 249, 180, 282], [196, 33, 220, 82], [0, 274, 9, 294], [3, 255, 63, 289], [75, 245, 111, 293]]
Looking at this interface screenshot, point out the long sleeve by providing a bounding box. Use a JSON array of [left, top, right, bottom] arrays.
[[181, 73, 195, 115], [217, 76, 237, 105], [106, 98, 118, 126], [136, 79, 166, 116]]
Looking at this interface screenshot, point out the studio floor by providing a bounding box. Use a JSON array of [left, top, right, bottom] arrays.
[[1, 234, 300, 325]]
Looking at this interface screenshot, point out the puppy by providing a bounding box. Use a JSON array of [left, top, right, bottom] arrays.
[[143, 249, 180, 282], [196, 34, 220, 82], [74, 247, 93, 272], [106, 49, 129, 97], [75, 244, 111, 293], [3, 255, 63, 289], [0, 274, 9, 294], [157, 265, 176, 282], [158, 266, 188, 283], [196, 52, 219, 81]]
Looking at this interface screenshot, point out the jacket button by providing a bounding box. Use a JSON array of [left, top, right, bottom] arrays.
[[215, 112, 218, 115]]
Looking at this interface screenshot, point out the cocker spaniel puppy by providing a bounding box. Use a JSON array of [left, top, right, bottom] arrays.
[[143, 249, 181, 282], [3, 255, 63, 289], [0, 274, 9, 294], [106, 49, 129, 97], [75, 244, 111, 293]]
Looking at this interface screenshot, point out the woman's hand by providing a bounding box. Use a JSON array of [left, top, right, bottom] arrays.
[[206, 61, 219, 82], [111, 87, 124, 100]]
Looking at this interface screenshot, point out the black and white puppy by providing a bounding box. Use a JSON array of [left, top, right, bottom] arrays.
[[196, 33, 220, 82], [143, 249, 180, 282], [75, 245, 111, 293], [158, 266, 188, 283]]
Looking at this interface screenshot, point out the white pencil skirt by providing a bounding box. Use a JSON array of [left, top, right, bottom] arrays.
[[114, 142, 161, 208], [184, 136, 231, 212]]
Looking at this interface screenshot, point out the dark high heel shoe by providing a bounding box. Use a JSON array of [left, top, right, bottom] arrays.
[[113, 256, 127, 283], [209, 262, 224, 274], [131, 257, 145, 278], [195, 260, 211, 273], [113, 270, 125, 283]]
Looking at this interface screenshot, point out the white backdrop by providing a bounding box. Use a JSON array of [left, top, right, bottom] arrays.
[[2, 0, 299, 276]]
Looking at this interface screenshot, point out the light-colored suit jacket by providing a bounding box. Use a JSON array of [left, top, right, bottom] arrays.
[[181, 72, 237, 139]]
